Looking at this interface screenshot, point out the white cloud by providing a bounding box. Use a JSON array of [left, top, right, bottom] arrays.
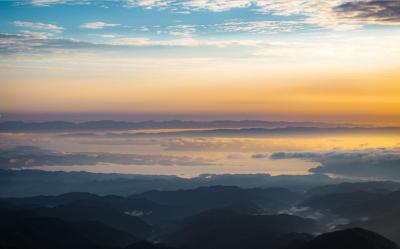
[[109, 36, 265, 47], [30, 0, 90, 6], [139, 26, 150, 32], [30, 0, 66, 6], [20, 30, 52, 39], [80, 22, 120, 30], [216, 20, 307, 34], [125, 0, 174, 8], [110, 37, 151, 45], [14, 21, 64, 33], [181, 0, 252, 12], [167, 24, 197, 37], [98, 34, 116, 38]]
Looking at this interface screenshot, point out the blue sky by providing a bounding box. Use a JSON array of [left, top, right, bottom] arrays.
[[0, 1, 316, 44], [1, 0, 400, 56]]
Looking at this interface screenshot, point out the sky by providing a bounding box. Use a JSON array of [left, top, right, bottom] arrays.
[[1, 0, 400, 124]]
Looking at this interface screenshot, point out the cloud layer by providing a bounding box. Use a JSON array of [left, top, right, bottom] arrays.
[[0, 146, 215, 168], [268, 148, 400, 180]]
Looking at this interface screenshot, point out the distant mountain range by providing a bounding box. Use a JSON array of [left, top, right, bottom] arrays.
[[165, 209, 320, 249], [132, 186, 300, 215], [0, 120, 372, 132], [0, 169, 343, 197], [111, 127, 400, 137]]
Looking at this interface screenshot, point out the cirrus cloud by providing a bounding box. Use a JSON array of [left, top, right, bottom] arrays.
[[14, 21, 64, 33], [80, 21, 120, 29]]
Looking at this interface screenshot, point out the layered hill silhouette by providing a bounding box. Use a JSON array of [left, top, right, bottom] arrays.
[[0, 208, 138, 249], [2, 184, 400, 249], [165, 209, 319, 249], [0, 120, 363, 132], [301, 186, 400, 244], [296, 228, 399, 249], [33, 199, 152, 238], [0, 169, 340, 197], [133, 186, 299, 215]]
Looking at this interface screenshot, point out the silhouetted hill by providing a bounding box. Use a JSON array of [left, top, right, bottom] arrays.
[[34, 199, 152, 238], [165, 209, 319, 249], [120, 127, 400, 137], [340, 211, 400, 244], [312, 190, 400, 219], [73, 220, 139, 247], [0, 120, 361, 132], [332, 191, 400, 244], [299, 188, 400, 244], [0, 169, 340, 197], [300, 191, 383, 216], [125, 241, 175, 249], [306, 182, 400, 197], [0, 208, 137, 249], [133, 186, 299, 215], [4, 192, 100, 208], [94, 196, 182, 222], [358, 191, 400, 216], [299, 228, 399, 249], [3, 193, 184, 223], [223, 200, 265, 214]]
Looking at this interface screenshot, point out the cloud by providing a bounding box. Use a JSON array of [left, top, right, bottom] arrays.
[[269, 152, 321, 160], [181, 0, 252, 12], [14, 21, 64, 33], [334, 0, 400, 25], [226, 153, 245, 160], [0, 32, 263, 55], [252, 153, 269, 159], [80, 22, 120, 29], [269, 148, 400, 180], [2, 27, 400, 62], [98, 34, 116, 38], [30, 0, 66, 6], [120, 1, 400, 30], [30, 0, 89, 6], [124, 0, 174, 8], [109, 37, 151, 45], [215, 20, 308, 34], [167, 24, 197, 37], [19, 30, 52, 39], [108, 36, 264, 47], [17, 1, 400, 33], [160, 138, 261, 152], [0, 145, 216, 168], [0, 33, 100, 55]]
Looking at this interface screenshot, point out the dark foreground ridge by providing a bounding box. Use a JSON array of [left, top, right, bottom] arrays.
[[1, 181, 400, 249], [299, 228, 399, 249]]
